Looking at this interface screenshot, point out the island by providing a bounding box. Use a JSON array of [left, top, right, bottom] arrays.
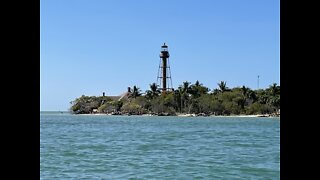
[[70, 81, 280, 117]]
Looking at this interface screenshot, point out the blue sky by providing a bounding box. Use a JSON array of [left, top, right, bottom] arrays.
[[40, 0, 279, 111]]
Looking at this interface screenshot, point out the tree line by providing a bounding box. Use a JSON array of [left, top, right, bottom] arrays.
[[70, 81, 280, 116]]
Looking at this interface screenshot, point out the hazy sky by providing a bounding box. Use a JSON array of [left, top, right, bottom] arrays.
[[40, 0, 279, 111]]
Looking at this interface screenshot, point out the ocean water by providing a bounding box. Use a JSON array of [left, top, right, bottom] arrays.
[[40, 112, 280, 179]]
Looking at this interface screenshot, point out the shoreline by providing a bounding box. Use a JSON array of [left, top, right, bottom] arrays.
[[76, 113, 279, 118]]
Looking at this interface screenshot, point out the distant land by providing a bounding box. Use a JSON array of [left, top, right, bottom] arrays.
[[40, 111, 70, 114], [69, 81, 280, 117]]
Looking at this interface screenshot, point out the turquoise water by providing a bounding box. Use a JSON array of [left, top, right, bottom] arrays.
[[40, 112, 280, 179]]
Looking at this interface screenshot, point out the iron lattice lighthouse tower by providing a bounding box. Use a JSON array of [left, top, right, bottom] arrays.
[[157, 43, 173, 92]]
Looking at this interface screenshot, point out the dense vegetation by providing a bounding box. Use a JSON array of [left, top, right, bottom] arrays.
[[70, 81, 280, 116]]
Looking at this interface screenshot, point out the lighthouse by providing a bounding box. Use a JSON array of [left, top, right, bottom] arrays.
[[157, 43, 173, 92]]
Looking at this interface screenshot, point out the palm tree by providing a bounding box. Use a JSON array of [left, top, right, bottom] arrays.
[[150, 83, 160, 96], [173, 89, 182, 112], [268, 83, 280, 96], [145, 83, 160, 99], [257, 90, 268, 104], [247, 89, 257, 103], [178, 81, 192, 112], [190, 80, 209, 98], [176, 87, 184, 112], [266, 83, 280, 112], [238, 85, 251, 110], [217, 81, 229, 93], [182, 81, 191, 93], [241, 86, 249, 97], [130, 85, 141, 99]]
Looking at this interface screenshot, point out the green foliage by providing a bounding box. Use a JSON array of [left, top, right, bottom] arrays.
[[70, 82, 280, 115], [246, 102, 273, 115], [121, 102, 145, 114], [197, 94, 213, 113], [70, 95, 112, 114], [145, 83, 161, 99], [128, 85, 142, 99], [97, 100, 123, 113], [217, 81, 230, 93]]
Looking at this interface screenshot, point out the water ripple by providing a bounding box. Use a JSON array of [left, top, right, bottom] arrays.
[[41, 113, 280, 179]]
